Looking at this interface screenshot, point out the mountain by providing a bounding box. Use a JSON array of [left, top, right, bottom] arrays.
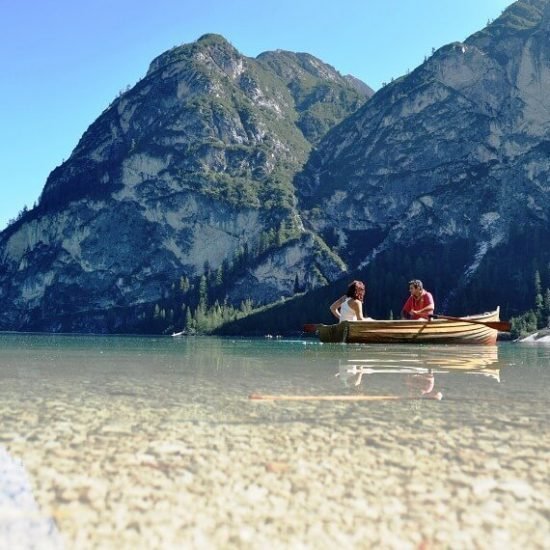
[[0, 34, 369, 332], [3, 0, 550, 336], [288, 0, 550, 322], [343, 74, 375, 98]]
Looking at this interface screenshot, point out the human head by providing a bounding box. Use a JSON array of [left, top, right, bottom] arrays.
[[346, 280, 365, 302], [409, 279, 424, 294]]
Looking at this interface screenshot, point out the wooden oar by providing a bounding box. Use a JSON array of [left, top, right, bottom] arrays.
[[303, 323, 319, 333], [431, 314, 510, 332], [249, 393, 441, 401]]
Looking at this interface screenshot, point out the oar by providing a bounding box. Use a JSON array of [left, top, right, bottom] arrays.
[[249, 393, 442, 401], [303, 323, 318, 333], [430, 314, 510, 332]]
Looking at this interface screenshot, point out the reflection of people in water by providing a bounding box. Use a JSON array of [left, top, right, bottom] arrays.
[[336, 346, 501, 400], [337, 364, 442, 399], [406, 373, 443, 400], [336, 363, 363, 387]]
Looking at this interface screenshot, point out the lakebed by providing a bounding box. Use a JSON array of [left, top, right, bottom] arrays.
[[1, 334, 548, 548]]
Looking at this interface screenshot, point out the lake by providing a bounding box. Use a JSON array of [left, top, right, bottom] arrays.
[[0, 333, 548, 548]]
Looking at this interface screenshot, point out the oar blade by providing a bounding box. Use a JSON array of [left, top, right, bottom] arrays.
[[486, 321, 511, 332]]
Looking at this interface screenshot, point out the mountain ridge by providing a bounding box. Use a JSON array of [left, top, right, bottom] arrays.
[[1, 0, 549, 334], [288, 0, 550, 321], [0, 34, 370, 332]]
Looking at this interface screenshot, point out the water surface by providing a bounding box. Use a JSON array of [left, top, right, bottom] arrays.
[[0, 334, 548, 548]]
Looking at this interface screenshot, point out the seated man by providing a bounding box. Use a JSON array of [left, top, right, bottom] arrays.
[[401, 279, 434, 320]]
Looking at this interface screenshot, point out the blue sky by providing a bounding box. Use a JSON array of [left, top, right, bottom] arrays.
[[0, 0, 512, 230]]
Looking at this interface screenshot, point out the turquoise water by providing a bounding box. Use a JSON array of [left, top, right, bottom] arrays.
[[0, 334, 548, 548], [1, 333, 548, 409]]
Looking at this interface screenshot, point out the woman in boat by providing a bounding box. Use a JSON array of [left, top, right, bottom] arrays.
[[401, 279, 434, 320], [330, 280, 371, 322]]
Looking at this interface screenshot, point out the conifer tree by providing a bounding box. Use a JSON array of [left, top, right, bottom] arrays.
[[185, 307, 193, 331], [179, 276, 190, 292], [199, 275, 208, 308], [544, 288, 550, 327], [215, 266, 223, 287], [534, 270, 543, 325]]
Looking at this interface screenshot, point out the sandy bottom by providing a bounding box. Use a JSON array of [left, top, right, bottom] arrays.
[[1, 383, 548, 549]]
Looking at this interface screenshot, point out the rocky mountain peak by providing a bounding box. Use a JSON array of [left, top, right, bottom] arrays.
[[292, 0, 550, 319], [467, 0, 548, 47], [0, 34, 368, 332], [146, 33, 242, 78], [257, 50, 341, 82]]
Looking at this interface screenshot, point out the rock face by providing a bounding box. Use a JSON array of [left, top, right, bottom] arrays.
[[0, 34, 367, 332], [296, 0, 550, 316], [517, 328, 550, 343]]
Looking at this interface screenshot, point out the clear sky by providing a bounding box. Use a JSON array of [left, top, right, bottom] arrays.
[[0, 0, 513, 231]]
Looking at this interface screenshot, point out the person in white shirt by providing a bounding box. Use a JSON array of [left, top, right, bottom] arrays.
[[330, 280, 371, 322]]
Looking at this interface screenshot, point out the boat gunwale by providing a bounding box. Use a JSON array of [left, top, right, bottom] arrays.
[[338, 309, 500, 329], [315, 309, 501, 345]]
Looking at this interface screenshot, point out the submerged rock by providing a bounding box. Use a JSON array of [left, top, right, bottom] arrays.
[[0, 446, 63, 549]]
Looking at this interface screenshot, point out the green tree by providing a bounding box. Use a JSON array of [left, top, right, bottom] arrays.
[[534, 269, 542, 298], [510, 310, 538, 339], [534, 270, 543, 326], [179, 276, 190, 293], [199, 275, 208, 308], [215, 266, 224, 287], [544, 288, 550, 327], [185, 307, 194, 331]]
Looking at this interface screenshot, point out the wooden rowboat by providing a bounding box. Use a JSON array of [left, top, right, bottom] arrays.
[[306, 308, 503, 345]]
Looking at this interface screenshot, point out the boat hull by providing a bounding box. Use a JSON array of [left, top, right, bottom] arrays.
[[316, 309, 500, 345]]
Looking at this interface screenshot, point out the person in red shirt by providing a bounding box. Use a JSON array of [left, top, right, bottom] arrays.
[[401, 279, 434, 320]]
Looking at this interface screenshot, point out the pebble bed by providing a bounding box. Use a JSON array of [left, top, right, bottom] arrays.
[[1, 370, 548, 549]]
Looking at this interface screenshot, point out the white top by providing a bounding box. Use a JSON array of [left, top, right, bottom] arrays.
[[339, 299, 357, 322]]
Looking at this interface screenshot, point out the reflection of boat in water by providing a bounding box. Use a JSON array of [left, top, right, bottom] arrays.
[[347, 345, 499, 372], [309, 308, 502, 345], [250, 346, 502, 403], [341, 363, 501, 384], [337, 345, 501, 390]]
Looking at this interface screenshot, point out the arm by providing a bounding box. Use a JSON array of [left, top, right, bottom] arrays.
[[401, 296, 413, 319], [412, 293, 434, 317], [330, 296, 346, 320], [349, 299, 365, 321]]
